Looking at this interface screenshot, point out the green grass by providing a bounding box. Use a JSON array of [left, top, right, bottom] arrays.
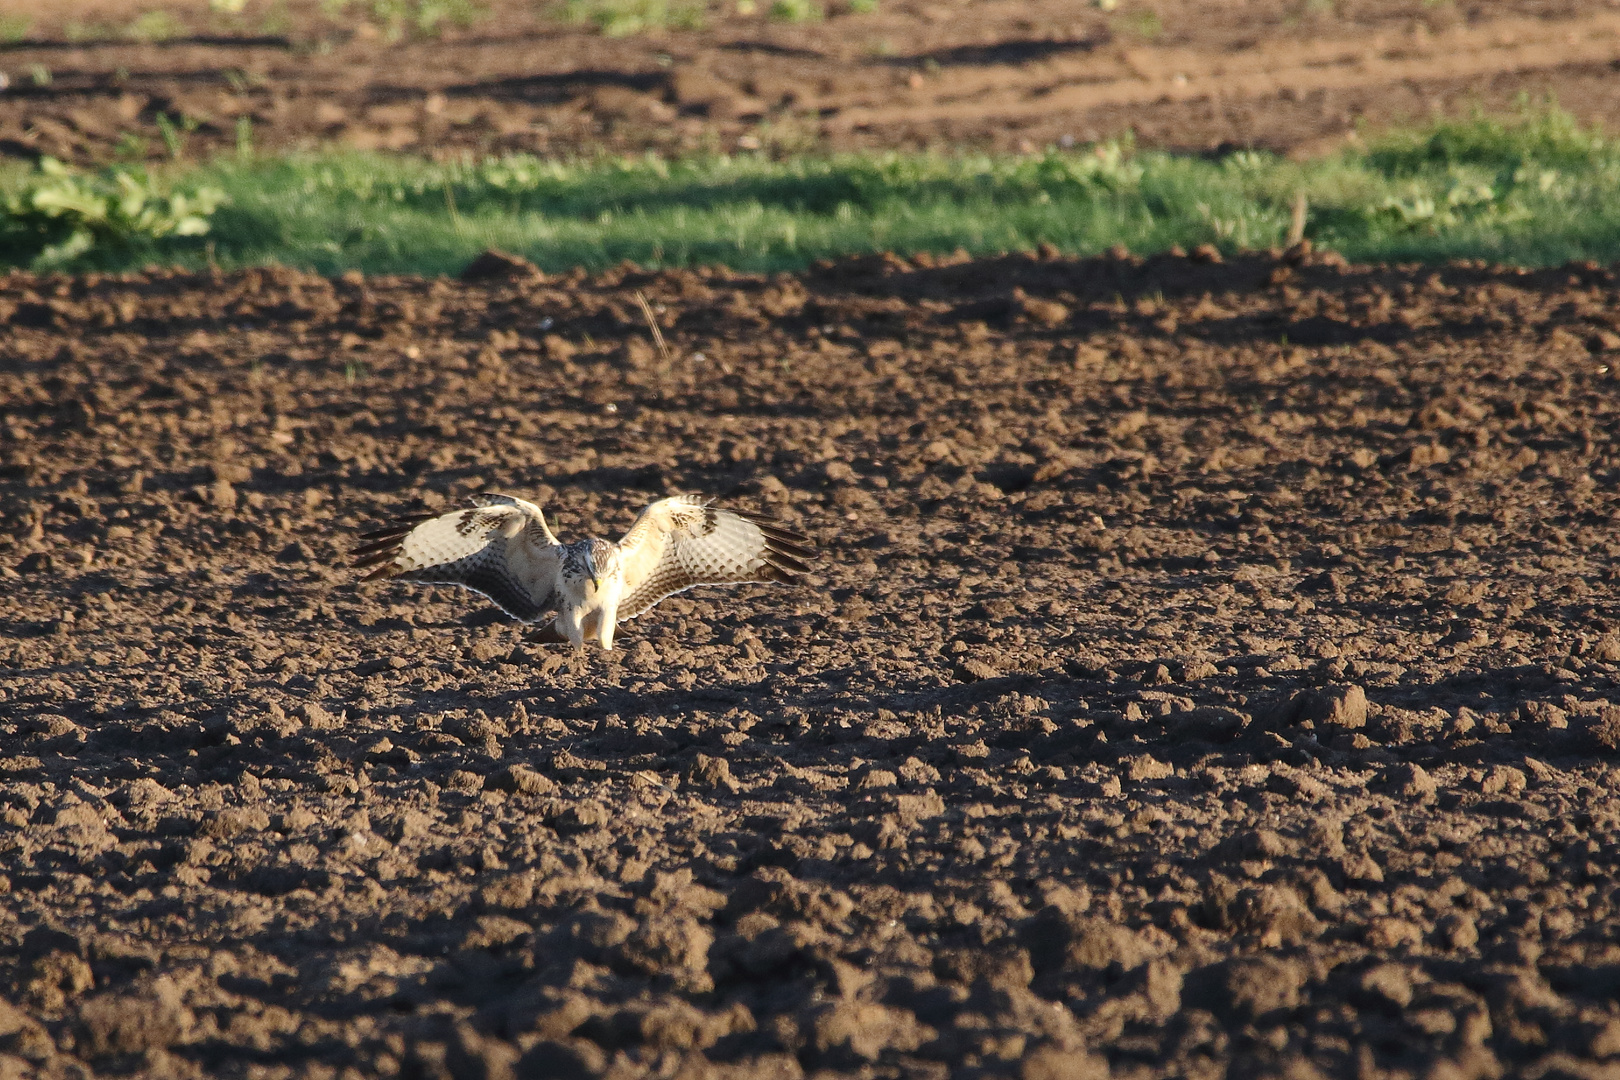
[[319, 0, 487, 40], [563, 0, 705, 36], [768, 0, 823, 22], [125, 9, 187, 42], [0, 14, 32, 43], [8, 107, 1620, 275]]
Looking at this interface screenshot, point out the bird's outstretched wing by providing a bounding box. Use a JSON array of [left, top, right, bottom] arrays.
[[615, 495, 816, 621], [352, 493, 563, 622]]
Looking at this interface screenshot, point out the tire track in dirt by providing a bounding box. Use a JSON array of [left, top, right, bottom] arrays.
[[829, 12, 1620, 132]]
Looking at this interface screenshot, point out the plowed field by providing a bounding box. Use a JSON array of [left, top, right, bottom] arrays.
[[9, 0, 1620, 163], [7, 248, 1620, 1076]]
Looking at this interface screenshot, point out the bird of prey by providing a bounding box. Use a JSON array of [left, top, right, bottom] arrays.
[[352, 493, 816, 651]]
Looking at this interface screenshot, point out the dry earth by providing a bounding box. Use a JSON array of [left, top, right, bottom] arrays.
[[6, 247, 1620, 1076], [7, 0, 1620, 164]]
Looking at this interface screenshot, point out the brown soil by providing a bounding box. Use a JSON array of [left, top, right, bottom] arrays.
[[6, 247, 1620, 1077], [7, 1, 1620, 165]]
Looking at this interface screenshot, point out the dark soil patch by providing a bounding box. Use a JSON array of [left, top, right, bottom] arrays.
[[5, 248, 1620, 1076]]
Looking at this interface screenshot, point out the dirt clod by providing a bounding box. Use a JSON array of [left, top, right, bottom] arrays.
[[461, 249, 545, 283], [687, 753, 740, 793], [1296, 684, 1368, 729]]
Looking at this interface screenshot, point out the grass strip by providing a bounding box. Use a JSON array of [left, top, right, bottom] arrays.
[[4, 106, 1620, 275]]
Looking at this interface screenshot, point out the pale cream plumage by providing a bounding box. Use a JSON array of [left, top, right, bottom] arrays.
[[352, 493, 815, 651]]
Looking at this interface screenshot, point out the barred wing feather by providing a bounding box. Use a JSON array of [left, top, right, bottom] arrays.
[[351, 496, 562, 622], [617, 495, 816, 621]]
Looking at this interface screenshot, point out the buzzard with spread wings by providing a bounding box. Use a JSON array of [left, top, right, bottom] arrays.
[[352, 494, 816, 651]]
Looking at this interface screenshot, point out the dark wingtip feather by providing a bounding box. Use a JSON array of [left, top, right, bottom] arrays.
[[354, 528, 405, 545], [351, 535, 405, 558], [756, 564, 796, 585], [353, 510, 438, 564], [352, 512, 435, 570], [763, 547, 814, 577], [733, 508, 818, 561], [764, 536, 818, 563], [757, 520, 815, 546], [356, 513, 434, 541], [352, 548, 401, 570]]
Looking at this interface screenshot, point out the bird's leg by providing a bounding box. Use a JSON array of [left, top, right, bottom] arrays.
[[597, 602, 618, 651], [557, 608, 587, 650], [580, 610, 600, 650]]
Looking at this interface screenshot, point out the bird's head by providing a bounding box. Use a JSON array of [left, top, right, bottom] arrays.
[[583, 537, 617, 592]]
